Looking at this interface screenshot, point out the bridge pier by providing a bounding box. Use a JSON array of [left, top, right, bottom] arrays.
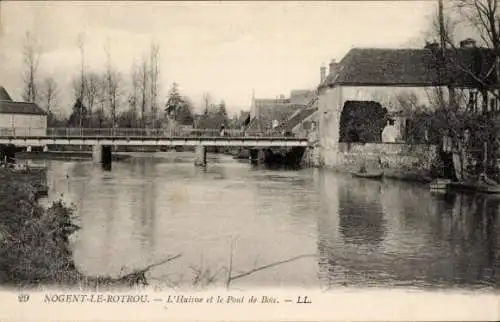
[[249, 149, 266, 165], [92, 144, 112, 170], [194, 145, 207, 167]]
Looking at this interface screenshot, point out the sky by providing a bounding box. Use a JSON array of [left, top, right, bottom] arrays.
[[0, 1, 439, 116]]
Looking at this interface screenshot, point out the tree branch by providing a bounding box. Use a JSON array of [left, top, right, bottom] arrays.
[[228, 254, 316, 285]]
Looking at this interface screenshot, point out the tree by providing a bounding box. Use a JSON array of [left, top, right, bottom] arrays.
[[104, 40, 121, 128], [22, 31, 41, 104], [164, 83, 194, 126], [95, 74, 108, 128], [67, 98, 88, 127], [218, 100, 228, 120], [41, 77, 57, 114], [76, 33, 86, 103], [203, 92, 211, 116], [165, 83, 183, 117], [128, 60, 140, 128], [149, 42, 160, 129], [422, 0, 500, 175], [41, 77, 58, 126], [85, 73, 100, 128], [139, 55, 149, 128]]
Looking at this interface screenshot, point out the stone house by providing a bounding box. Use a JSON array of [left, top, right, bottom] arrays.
[[317, 41, 498, 168]]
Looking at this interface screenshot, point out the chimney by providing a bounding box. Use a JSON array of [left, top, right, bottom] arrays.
[[320, 64, 326, 83], [460, 38, 476, 48], [329, 59, 337, 75]]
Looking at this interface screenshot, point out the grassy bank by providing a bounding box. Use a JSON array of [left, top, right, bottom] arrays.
[[0, 168, 183, 290], [0, 168, 81, 288]]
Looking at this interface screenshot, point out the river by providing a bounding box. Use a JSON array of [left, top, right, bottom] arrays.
[[35, 152, 500, 291]]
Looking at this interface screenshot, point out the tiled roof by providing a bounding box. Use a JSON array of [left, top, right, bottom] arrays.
[[279, 107, 318, 132], [247, 104, 298, 132], [0, 100, 47, 115], [323, 47, 497, 88], [0, 87, 12, 101]]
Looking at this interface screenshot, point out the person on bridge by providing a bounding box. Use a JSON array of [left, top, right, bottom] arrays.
[[220, 124, 225, 137]]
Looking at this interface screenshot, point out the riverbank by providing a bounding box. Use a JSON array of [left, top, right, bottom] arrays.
[[0, 168, 172, 290], [330, 164, 434, 184], [0, 168, 81, 288]]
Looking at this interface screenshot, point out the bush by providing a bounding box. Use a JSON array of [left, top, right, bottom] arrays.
[[0, 169, 80, 287]]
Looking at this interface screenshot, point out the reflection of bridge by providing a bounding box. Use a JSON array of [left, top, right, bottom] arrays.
[[0, 128, 309, 167]]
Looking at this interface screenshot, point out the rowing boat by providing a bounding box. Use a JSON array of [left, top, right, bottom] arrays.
[[351, 171, 383, 180]]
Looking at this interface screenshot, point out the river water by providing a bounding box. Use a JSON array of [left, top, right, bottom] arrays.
[[36, 152, 500, 290]]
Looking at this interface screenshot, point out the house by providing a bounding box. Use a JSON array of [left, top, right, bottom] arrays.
[[278, 94, 318, 136], [0, 87, 47, 137], [246, 90, 315, 133], [317, 40, 498, 167]]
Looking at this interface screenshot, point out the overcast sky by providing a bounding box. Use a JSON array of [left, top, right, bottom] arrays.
[[0, 1, 438, 116]]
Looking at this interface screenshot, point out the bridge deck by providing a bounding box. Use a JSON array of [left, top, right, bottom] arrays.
[[0, 128, 310, 147]]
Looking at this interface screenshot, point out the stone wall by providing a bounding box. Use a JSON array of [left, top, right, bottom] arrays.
[[318, 84, 448, 168], [335, 142, 438, 172]]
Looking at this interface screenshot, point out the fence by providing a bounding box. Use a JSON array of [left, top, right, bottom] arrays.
[[0, 127, 305, 139]]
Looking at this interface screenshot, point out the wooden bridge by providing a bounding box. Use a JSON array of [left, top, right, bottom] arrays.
[[0, 128, 310, 168], [0, 128, 309, 148]]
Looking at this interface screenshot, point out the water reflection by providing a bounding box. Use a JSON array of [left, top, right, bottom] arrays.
[[338, 179, 386, 247], [317, 171, 500, 289], [38, 156, 500, 289]]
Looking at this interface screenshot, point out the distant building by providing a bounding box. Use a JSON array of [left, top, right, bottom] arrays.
[[247, 90, 315, 133], [0, 87, 47, 136], [317, 40, 499, 167]]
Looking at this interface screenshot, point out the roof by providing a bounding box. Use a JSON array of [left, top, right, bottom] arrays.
[[322, 47, 497, 88], [282, 107, 318, 132], [0, 100, 47, 115], [0, 87, 12, 101], [246, 104, 298, 132]]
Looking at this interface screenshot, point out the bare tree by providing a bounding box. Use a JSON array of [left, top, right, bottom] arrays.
[[149, 42, 160, 129], [203, 92, 211, 115], [95, 73, 108, 128], [104, 40, 121, 128], [22, 31, 41, 104], [139, 55, 149, 128], [421, 0, 500, 176], [85, 73, 100, 128], [128, 60, 140, 128], [41, 77, 58, 115], [76, 33, 86, 103]]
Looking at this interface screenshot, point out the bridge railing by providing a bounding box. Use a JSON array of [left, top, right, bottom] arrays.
[[0, 127, 306, 139]]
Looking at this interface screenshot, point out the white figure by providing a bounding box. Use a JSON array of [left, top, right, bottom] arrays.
[[381, 119, 397, 143], [272, 119, 279, 129]]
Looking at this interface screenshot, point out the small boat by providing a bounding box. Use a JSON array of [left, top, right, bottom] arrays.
[[429, 178, 451, 191], [351, 171, 383, 180]]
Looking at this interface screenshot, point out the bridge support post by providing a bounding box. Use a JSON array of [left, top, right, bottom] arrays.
[[92, 144, 112, 170], [249, 149, 259, 165], [92, 144, 103, 164], [194, 145, 207, 167]]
